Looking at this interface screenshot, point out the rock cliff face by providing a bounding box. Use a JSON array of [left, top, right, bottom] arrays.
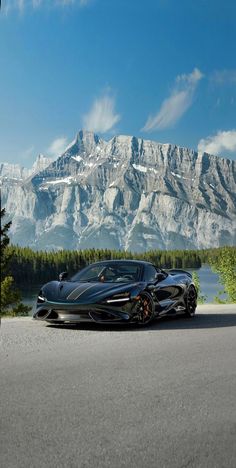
[[0, 154, 53, 181], [1, 130, 236, 251], [0, 162, 31, 180]]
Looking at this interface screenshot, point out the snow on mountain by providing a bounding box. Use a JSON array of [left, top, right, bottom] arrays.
[[1, 130, 236, 251]]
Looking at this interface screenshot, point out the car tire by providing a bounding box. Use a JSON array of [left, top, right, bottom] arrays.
[[185, 285, 197, 318], [135, 292, 155, 326]]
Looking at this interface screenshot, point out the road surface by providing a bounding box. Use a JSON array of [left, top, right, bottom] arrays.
[[1, 305, 236, 468]]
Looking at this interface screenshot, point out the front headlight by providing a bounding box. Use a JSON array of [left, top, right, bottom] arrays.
[[106, 292, 130, 303], [37, 291, 46, 303]]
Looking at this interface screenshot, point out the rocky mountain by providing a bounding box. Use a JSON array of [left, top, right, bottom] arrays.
[[1, 130, 236, 251], [31, 154, 54, 176], [0, 162, 31, 180], [0, 154, 53, 181]]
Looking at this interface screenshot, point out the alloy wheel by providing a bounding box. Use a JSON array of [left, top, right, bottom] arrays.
[[135, 292, 154, 325]]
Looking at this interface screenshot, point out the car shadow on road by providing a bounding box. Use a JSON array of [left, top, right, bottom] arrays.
[[150, 313, 236, 331], [46, 312, 236, 332]]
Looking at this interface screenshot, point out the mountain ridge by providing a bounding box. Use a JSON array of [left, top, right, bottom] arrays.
[[1, 130, 236, 251], [0, 154, 53, 181]]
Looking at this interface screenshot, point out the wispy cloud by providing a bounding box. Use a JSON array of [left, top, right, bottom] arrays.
[[198, 130, 236, 157], [142, 68, 203, 132], [79, 0, 91, 5], [210, 69, 236, 85], [2, 0, 91, 14], [19, 145, 35, 162], [32, 0, 42, 7], [47, 137, 68, 157], [83, 94, 121, 133]]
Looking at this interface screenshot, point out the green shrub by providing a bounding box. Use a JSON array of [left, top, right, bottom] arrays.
[[209, 247, 236, 303], [192, 271, 206, 304]]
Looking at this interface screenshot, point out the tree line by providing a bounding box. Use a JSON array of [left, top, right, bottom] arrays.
[[7, 245, 236, 303], [6, 245, 203, 287]]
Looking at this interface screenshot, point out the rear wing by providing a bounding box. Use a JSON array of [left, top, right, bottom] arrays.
[[168, 269, 192, 279]]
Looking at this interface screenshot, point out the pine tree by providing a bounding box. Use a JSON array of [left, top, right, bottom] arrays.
[[0, 206, 31, 316], [1, 207, 12, 277]]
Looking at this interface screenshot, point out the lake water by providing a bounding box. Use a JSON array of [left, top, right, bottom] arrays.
[[188, 265, 225, 302], [22, 264, 225, 315]]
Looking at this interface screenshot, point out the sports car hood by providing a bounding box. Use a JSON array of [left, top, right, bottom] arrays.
[[41, 280, 144, 304]]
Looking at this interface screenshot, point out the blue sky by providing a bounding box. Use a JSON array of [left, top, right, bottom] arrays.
[[0, 0, 236, 166]]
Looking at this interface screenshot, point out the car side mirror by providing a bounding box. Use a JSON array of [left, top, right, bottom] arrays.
[[155, 272, 164, 282], [59, 271, 68, 282]]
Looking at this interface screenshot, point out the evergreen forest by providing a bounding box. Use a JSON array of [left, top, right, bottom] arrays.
[[6, 244, 235, 289]]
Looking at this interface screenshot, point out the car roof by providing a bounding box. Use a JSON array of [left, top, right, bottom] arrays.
[[88, 259, 156, 267]]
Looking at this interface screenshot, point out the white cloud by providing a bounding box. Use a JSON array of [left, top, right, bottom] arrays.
[[24, 145, 35, 158], [211, 69, 236, 85], [18, 0, 25, 11], [3, 0, 91, 13], [19, 145, 35, 162], [198, 130, 236, 156], [83, 95, 121, 133], [79, 0, 91, 5], [32, 0, 43, 7], [47, 137, 68, 157], [143, 68, 203, 132]]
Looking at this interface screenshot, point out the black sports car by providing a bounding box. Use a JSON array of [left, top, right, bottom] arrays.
[[33, 260, 197, 326]]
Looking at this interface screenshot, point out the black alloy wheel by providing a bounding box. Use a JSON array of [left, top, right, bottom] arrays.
[[135, 292, 155, 326], [185, 285, 197, 317]]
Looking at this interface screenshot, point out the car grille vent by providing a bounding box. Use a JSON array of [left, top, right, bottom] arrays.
[[89, 311, 118, 322]]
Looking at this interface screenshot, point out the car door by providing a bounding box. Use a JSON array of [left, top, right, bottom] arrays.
[[145, 265, 181, 315]]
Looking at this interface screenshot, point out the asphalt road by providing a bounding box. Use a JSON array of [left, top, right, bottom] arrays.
[[1, 305, 236, 468]]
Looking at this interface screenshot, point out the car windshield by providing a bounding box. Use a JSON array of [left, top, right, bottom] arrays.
[[70, 262, 141, 283]]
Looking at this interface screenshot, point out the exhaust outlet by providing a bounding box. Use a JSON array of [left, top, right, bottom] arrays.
[[34, 309, 52, 320]]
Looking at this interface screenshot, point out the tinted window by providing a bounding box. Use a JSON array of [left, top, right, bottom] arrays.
[[145, 265, 158, 282], [72, 265, 103, 282], [71, 262, 141, 283]]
